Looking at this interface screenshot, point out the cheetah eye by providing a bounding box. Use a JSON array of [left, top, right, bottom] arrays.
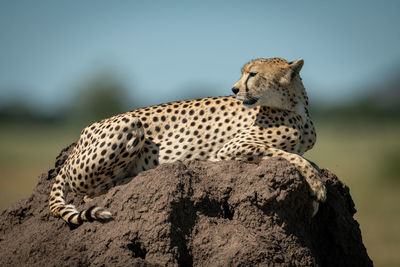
[[248, 72, 257, 77]]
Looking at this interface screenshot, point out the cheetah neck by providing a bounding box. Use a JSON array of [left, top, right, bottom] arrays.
[[291, 78, 310, 122], [293, 102, 309, 122]]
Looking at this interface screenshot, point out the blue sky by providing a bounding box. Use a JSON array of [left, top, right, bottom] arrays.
[[1, 0, 399, 112]]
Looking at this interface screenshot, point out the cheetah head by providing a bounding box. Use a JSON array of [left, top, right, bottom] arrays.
[[232, 58, 305, 110]]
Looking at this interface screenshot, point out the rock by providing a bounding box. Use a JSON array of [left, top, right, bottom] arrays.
[[0, 145, 372, 266]]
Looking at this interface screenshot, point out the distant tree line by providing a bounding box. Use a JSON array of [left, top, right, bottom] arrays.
[[1, 69, 399, 125], [0, 70, 136, 127]]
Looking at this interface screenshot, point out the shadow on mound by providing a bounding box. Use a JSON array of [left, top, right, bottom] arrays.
[[0, 145, 372, 266]]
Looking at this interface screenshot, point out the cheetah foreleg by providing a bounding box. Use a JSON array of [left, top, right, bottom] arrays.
[[217, 144, 326, 216]]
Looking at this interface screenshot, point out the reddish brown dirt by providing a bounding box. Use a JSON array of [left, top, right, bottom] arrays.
[[0, 145, 372, 266]]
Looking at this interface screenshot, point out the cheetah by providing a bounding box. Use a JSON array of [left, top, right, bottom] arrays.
[[49, 57, 326, 225]]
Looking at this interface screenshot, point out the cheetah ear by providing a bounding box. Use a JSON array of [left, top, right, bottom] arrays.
[[280, 58, 304, 85], [288, 58, 304, 74]]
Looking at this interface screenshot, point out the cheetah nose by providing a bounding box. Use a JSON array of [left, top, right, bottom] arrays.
[[232, 87, 239, 94]]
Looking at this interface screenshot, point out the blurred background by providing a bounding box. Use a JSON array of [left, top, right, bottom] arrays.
[[0, 1, 399, 265]]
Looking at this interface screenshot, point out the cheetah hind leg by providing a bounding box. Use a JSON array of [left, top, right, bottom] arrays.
[[49, 169, 113, 225], [49, 116, 145, 225], [83, 195, 93, 203]]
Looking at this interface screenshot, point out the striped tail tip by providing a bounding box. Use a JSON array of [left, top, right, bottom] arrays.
[[57, 205, 113, 225], [76, 206, 113, 224]]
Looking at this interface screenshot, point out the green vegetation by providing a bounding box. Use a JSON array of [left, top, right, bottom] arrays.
[[306, 120, 400, 267], [0, 122, 78, 211]]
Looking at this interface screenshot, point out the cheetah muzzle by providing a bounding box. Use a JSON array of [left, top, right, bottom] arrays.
[[49, 57, 326, 225]]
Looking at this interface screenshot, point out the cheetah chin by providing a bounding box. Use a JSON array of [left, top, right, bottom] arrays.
[[242, 97, 259, 108]]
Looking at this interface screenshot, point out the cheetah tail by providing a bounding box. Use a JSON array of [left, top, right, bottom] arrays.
[[49, 170, 112, 225]]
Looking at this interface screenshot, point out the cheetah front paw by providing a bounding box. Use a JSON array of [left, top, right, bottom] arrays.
[[314, 182, 327, 203], [310, 181, 327, 217], [312, 201, 319, 217]]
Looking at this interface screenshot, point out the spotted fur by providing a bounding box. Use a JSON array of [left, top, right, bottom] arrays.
[[49, 57, 326, 225]]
